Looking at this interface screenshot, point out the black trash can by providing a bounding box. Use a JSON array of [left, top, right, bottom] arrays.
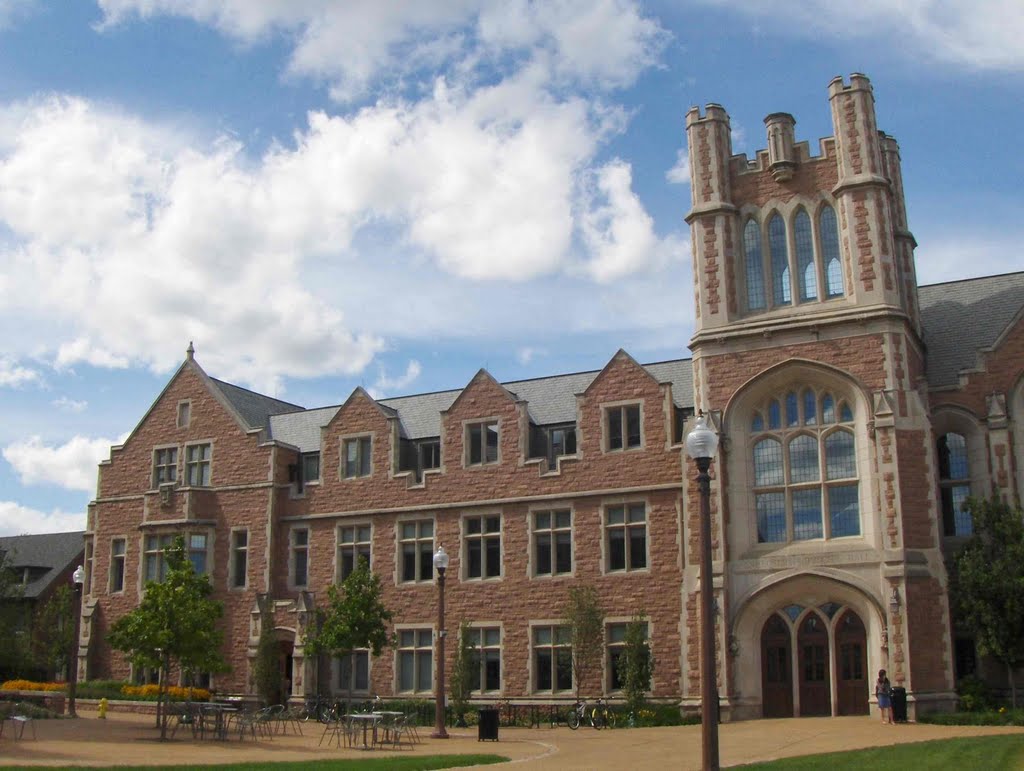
[[891, 686, 908, 723], [478, 707, 499, 741]]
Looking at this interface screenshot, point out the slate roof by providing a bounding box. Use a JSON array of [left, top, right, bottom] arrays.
[[268, 359, 694, 452], [209, 377, 304, 430], [0, 531, 84, 599], [918, 271, 1024, 389]]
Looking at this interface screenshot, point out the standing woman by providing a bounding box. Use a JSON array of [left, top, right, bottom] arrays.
[[875, 669, 893, 724]]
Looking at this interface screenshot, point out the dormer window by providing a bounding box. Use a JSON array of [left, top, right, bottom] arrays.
[[343, 437, 372, 479], [467, 421, 499, 466], [606, 405, 641, 451], [301, 452, 320, 484]]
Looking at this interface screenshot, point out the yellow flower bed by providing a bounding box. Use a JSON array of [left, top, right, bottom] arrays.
[[0, 680, 66, 692], [120, 684, 210, 701]]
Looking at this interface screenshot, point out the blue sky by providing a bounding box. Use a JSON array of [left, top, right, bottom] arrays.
[[1, 0, 1022, 535]]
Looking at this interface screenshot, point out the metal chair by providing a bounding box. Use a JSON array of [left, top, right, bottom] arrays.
[[8, 704, 36, 740]]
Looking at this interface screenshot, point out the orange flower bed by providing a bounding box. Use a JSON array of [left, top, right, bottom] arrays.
[[0, 680, 66, 692]]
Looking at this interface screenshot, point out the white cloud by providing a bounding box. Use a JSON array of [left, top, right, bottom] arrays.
[[0, 356, 40, 387], [665, 147, 690, 185], [580, 160, 658, 282], [0, 0, 35, 29], [0, 501, 85, 536], [97, 0, 668, 101], [52, 396, 87, 413], [2, 434, 120, 492], [373, 360, 423, 397], [699, 0, 1024, 72]]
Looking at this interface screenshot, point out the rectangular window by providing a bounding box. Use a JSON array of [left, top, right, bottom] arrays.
[[533, 625, 572, 693], [467, 421, 499, 465], [301, 452, 320, 484], [338, 524, 371, 581], [184, 443, 212, 486], [109, 538, 126, 592], [419, 440, 441, 472], [464, 514, 501, 579], [343, 437, 372, 478], [607, 621, 649, 691], [337, 650, 370, 694], [397, 629, 433, 693], [465, 627, 502, 693], [231, 530, 248, 589], [533, 510, 572, 576], [607, 405, 641, 451], [84, 539, 94, 594], [188, 533, 208, 575], [606, 503, 647, 572], [399, 520, 434, 583], [291, 528, 309, 587], [143, 534, 173, 583], [153, 448, 178, 486], [176, 401, 191, 429]]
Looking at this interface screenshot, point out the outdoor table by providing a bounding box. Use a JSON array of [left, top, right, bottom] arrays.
[[372, 711, 404, 745], [346, 713, 382, 750], [195, 703, 238, 740]]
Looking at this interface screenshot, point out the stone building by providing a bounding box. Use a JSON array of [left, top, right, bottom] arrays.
[[77, 74, 1024, 719]]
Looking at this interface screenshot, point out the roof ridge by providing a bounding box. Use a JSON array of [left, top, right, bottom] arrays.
[[920, 270, 1024, 290], [209, 377, 305, 411]]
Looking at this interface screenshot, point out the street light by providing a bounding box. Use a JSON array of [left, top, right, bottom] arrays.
[[68, 564, 85, 718], [685, 413, 720, 771], [431, 546, 450, 739]]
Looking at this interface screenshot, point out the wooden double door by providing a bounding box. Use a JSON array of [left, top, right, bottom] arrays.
[[761, 608, 868, 718]]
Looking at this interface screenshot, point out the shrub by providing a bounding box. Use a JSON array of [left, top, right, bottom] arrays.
[[919, 709, 1024, 727], [956, 675, 993, 712], [0, 679, 66, 692], [120, 684, 211, 701], [0, 701, 63, 720]]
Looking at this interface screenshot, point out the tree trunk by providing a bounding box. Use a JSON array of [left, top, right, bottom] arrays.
[[158, 653, 170, 741], [1009, 661, 1017, 710]]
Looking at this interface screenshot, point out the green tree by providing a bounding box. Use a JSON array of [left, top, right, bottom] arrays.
[[107, 536, 228, 739], [0, 547, 31, 680], [620, 613, 654, 720], [304, 557, 393, 697], [949, 497, 1024, 708], [563, 585, 604, 698], [252, 603, 283, 705], [32, 584, 74, 681], [449, 621, 476, 726]]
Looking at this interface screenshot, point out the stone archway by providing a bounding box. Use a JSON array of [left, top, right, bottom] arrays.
[[760, 612, 794, 717]]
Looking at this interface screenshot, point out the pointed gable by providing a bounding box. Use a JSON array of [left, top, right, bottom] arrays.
[[582, 349, 662, 397], [442, 369, 521, 416]]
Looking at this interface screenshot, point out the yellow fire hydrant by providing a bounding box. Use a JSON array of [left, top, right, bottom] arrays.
[[98, 697, 108, 719]]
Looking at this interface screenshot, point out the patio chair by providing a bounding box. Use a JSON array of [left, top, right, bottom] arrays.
[[169, 703, 198, 739], [318, 714, 350, 748], [8, 703, 36, 740], [383, 715, 410, 750], [403, 712, 422, 744], [281, 704, 304, 736], [234, 709, 261, 741]]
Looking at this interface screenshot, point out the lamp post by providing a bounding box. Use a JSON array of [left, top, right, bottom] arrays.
[[685, 413, 720, 771], [431, 546, 450, 739], [68, 564, 85, 718]]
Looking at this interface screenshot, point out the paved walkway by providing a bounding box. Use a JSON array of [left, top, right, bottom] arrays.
[[1, 709, 1021, 769]]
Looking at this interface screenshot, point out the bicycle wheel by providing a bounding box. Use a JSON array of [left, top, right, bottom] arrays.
[[590, 708, 605, 729], [568, 709, 581, 730], [317, 703, 333, 724], [606, 710, 617, 729]]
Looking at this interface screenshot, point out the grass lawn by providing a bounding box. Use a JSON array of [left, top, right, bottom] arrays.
[[0, 755, 508, 771], [734, 735, 1024, 770]]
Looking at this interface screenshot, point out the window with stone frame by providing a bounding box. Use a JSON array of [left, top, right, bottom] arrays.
[[606, 620, 649, 692], [937, 432, 972, 536], [230, 529, 248, 589], [338, 524, 371, 580], [399, 519, 434, 583], [465, 626, 502, 693], [463, 514, 501, 580], [144, 531, 210, 582], [396, 628, 433, 693], [751, 388, 860, 543], [466, 421, 499, 466], [605, 502, 647, 572], [290, 527, 309, 587], [187, 533, 208, 575], [819, 204, 845, 298], [533, 624, 573, 694], [606, 404, 641, 451], [301, 452, 320, 484], [336, 650, 370, 694], [109, 538, 126, 593], [184, 443, 211, 486], [532, 509, 572, 577], [343, 436, 372, 478], [153, 447, 178, 487], [176, 400, 191, 429]]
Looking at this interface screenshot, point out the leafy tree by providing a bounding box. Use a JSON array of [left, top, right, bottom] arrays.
[[449, 621, 476, 726], [562, 585, 604, 698], [252, 604, 283, 705], [949, 497, 1024, 708], [32, 584, 74, 680], [304, 557, 393, 696], [107, 536, 228, 739], [0, 547, 31, 679], [620, 613, 654, 719]]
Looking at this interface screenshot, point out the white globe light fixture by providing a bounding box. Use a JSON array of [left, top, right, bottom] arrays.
[[685, 414, 719, 461], [431, 545, 450, 739], [68, 564, 86, 717]]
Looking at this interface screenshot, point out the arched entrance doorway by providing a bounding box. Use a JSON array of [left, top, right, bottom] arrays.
[[761, 613, 793, 718], [797, 611, 830, 716], [835, 610, 868, 715]]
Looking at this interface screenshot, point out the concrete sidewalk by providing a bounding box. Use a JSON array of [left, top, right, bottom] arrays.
[[1, 709, 1021, 769]]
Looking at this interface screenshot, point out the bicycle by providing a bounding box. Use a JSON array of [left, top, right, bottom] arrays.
[[590, 697, 615, 729], [567, 699, 588, 730]]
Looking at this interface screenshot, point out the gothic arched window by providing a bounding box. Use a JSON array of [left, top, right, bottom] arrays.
[[744, 219, 766, 311], [794, 209, 817, 302], [768, 213, 791, 306], [751, 389, 860, 543], [819, 205, 844, 298], [937, 432, 972, 536]]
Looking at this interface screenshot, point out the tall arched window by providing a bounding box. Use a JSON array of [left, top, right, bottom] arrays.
[[819, 205, 844, 298], [794, 210, 817, 302], [751, 388, 860, 543], [744, 219, 766, 311], [768, 214, 791, 306], [937, 432, 972, 536]]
